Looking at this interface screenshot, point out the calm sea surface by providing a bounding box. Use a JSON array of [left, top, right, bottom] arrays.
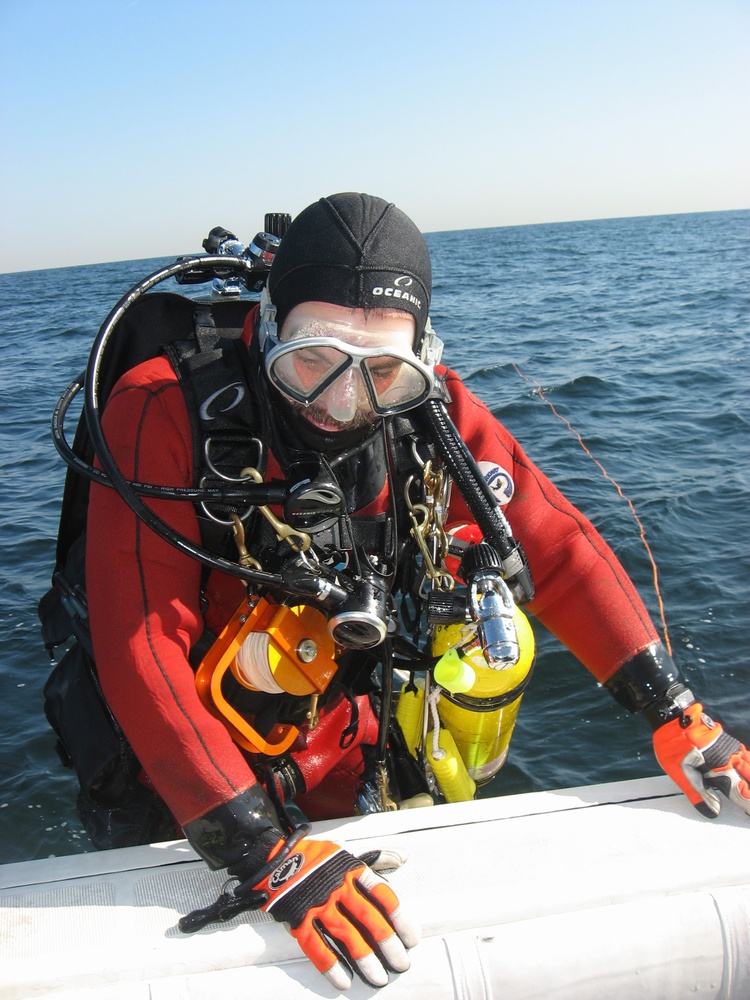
[[0, 210, 748, 864]]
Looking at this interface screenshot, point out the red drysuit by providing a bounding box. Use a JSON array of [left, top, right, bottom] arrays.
[[86, 322, 659, 830]]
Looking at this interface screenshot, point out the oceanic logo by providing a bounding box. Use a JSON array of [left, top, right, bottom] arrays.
[[371, 274, 422, 309], [268, 852, 304, 890], [199, 382, 246, 421]]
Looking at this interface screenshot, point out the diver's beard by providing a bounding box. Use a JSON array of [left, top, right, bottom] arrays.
[[288, 400, 375, 433], [270, 390, 382, 455]]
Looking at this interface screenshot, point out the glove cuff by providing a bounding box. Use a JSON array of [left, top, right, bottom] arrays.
[[604, 642, 695, 729], [231, 824, 311, 892], [642, 683, 696, 729], [229, 827, 286, 882]]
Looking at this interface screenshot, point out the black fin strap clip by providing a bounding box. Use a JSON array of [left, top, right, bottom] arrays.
[[178, 823, 311, 933], [177, 885, 268, 932]]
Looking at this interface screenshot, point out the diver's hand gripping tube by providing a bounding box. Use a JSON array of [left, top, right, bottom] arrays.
[[181, 825, 419, 991], [652, 703, 750, 819]]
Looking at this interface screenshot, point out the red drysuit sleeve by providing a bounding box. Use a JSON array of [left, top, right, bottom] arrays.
[[86, 357, 258, 827], [442, 369, 660, 683]]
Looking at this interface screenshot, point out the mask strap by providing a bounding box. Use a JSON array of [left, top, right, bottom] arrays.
[[420, 317, 444, 367], [258, 286, 278, 351]]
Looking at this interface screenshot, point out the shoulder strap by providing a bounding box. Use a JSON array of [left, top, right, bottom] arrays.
[[168, 336, 261, 482], [41, 296, 258, 647], [166, 328, 264, 555], [53, 294, 256, 575]]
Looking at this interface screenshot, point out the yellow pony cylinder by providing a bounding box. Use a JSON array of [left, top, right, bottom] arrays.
[[432, 605, 535, 784]]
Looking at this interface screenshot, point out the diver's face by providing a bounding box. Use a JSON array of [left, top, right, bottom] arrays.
[[277, 302, 417, 432]]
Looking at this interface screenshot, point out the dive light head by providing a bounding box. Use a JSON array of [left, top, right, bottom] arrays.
[[327, 567, 392, 650], [278, 553, 392, 651]]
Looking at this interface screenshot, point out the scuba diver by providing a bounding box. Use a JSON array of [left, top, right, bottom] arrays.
[[41, 193, 750, 991]]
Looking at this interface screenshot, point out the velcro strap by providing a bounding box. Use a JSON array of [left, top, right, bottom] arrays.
[[267, 851, 363, 928], [699, 730, 742, 772]]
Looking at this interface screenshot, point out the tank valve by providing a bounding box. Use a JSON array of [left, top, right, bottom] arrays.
[[460, 544, 520, 668]]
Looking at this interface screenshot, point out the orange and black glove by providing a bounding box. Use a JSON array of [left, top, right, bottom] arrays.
[[605, 644, 750, 819], [653, 702, 750, 819], [181, 825, 419, 990]]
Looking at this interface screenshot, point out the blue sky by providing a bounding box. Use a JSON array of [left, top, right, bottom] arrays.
[[1, 0, 748, 273]]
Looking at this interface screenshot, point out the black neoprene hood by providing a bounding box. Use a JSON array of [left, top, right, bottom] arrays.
[[267, 193, 432, 346]]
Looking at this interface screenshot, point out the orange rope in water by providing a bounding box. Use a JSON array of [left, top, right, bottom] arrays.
[[512, 364, 672, 655]]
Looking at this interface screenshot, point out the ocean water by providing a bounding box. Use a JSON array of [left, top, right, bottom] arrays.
[[0, 210, 747, 865]]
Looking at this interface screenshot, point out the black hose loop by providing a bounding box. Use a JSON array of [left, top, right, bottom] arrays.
[[80, 256, 307, 594]]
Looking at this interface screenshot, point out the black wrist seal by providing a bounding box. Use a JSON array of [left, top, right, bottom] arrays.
[[183, 784, 284, 870], [604, 642, 695, 730]]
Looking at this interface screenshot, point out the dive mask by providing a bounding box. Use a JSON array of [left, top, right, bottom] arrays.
[[259, 289, 442, 419]]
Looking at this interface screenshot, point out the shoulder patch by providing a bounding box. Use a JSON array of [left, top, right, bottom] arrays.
[[478, 461, 514, 505]]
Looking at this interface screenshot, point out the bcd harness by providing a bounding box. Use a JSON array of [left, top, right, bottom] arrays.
[[39, 292, 445, 845]]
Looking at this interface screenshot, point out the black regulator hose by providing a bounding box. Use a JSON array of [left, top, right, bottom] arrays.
[[417, 397, 535, 603], [53, 370, 287, 505]]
